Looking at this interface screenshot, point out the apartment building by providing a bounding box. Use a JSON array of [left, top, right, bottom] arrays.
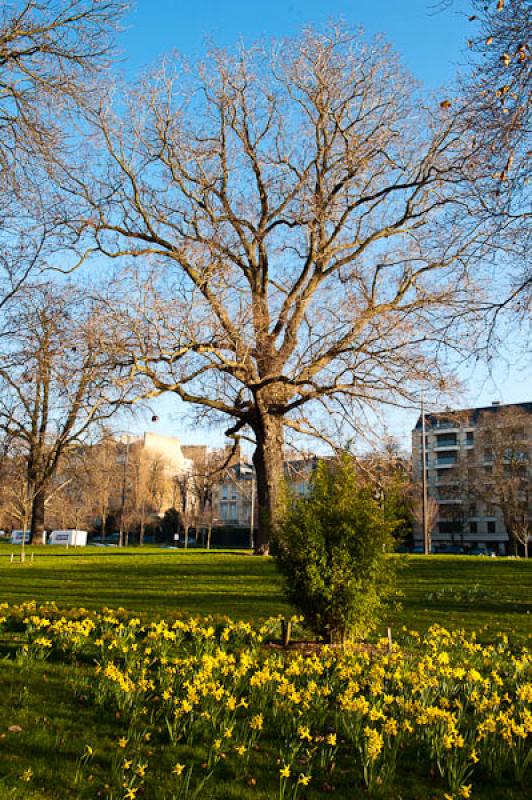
[[215, 461, 254, 526], [213, 456, 317, 528], [412, 401, 532, 554]]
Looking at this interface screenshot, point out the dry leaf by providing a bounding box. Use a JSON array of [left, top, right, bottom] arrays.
[[439, 99, 452, 110], [497, 0, 504, 11]]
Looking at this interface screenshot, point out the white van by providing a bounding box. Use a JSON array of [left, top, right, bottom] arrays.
[[48, 530, 88, 547], [10, 530, 41, 544]]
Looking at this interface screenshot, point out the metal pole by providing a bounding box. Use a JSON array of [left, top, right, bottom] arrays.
[[118, 436, 130, 548], [250, 476, 255, 551], [421, 393, 429, 554]]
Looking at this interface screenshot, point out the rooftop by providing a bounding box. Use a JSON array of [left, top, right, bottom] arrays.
[[413, 401, 532, 431]]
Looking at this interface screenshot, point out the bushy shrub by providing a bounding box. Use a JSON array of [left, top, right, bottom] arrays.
[[273, 456, 397, 642]]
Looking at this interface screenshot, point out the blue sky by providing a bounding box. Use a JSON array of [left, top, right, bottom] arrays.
[[119, 0, 471, 88], [113, 1, 531, 452]]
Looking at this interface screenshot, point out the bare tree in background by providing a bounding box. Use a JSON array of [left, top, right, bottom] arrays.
[[0, 0, 127, 309], [0, 284, 132, 543], [411, 491, 440, 551], [0, 435, 32, 531], [82, 430, 121, 539], [45, 446, 93, 531], [185, 445, 240, 547], [471, 406, 531, 555], [63, 25, 496, 546]]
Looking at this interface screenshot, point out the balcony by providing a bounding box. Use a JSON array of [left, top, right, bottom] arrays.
[[432, 421, 460, 432], [436, 458, 458, 467], [434, 433, 458, 448], [436, 497, 463, 504]]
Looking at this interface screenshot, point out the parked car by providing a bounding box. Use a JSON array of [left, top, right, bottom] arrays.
[[439, 545, 465, 555], [468, 546, 489, 556]]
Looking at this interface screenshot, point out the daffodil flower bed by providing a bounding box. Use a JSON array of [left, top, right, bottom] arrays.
[[0, 601, 530, 799]]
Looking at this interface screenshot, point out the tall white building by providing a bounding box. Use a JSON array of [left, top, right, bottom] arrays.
[[412, 401, 532, 554]]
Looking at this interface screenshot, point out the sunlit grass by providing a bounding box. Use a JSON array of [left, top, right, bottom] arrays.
[[0, 546, 530, 642]]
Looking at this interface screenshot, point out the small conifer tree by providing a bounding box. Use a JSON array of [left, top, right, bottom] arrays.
[[274, 456, 397, 642]]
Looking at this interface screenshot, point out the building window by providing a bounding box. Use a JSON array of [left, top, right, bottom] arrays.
[[487, 521, 496, 534], [466, 431, 474, 445], [436, 433, 457, 447], [469, 521, 478, 534], [436, 451, 457, 465], [221, 502, 238, 521], [439, 521, 462, 534]]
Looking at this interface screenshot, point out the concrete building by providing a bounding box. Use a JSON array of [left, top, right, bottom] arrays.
[[412, 401, 532, 554], [215, 461, 254, 526], [142, 432, 193, 477], [212, 455, 317, 528]]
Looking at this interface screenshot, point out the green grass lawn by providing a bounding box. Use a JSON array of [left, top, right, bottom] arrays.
[[0, 546, 530, 799], [0, 545, 530, 642]]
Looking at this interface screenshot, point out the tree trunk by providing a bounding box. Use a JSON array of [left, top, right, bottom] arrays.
[[140, 499, 145, 546], [31, 489, 46, 545], [252, 413, 284, 551]]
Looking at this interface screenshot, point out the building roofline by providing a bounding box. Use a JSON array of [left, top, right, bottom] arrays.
[[413, 401, 532, 431]]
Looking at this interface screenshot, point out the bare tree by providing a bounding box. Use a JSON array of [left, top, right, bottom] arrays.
[[411, 491, 440, 550], [512, 518, 531, 559], [81, 430, 121, 539], [184, 445, 240, 547], [63, 25, 496, 546], [0, 284, 132, 543], [470, 406, 531, 555], [135, 450, 170, 545], [461, 0, 531, 317], [121, 443, 172, 546], [0, 437, 32, 531], [45, 447, 93, 531], [0, 1, 127, 309], [0, 0, 127, 170]]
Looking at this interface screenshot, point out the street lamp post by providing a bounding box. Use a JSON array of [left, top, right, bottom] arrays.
[[118, 435, 131, 548], [421, 393, 430, 555], [249, 475, 255, 551]]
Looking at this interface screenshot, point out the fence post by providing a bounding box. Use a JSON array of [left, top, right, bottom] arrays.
[[281, 619, 292, 648]]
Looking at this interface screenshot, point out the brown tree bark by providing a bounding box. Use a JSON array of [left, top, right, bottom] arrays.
[[251, 412, 284, 551], [30, 489, 46, 546]]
